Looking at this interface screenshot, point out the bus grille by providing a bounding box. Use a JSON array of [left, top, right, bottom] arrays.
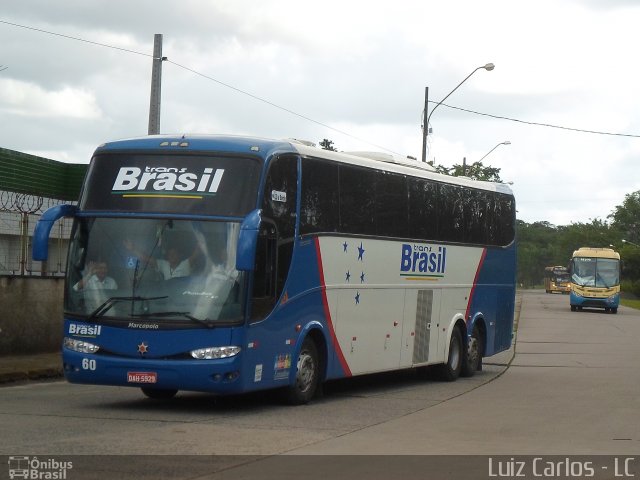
[[413, 289, 433, 364]]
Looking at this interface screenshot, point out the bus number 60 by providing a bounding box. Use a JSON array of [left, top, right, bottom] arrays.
[[82, 358, 97, 371]]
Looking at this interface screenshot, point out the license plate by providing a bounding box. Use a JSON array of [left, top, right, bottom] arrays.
[[127, 372, 157, 384]]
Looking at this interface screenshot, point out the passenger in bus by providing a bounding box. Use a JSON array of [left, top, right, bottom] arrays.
[[124, 239, 200, 280], [73, 260, 118, 291]]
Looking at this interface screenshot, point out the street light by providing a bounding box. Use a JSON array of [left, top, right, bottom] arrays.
[[622, 239, 640, 248], [421, 62, 495, 162], [478, 141, 511, 163]]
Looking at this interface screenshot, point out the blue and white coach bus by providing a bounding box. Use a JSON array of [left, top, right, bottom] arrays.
[[33, 135, 516, 404]]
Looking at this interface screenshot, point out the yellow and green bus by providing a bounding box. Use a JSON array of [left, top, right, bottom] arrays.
[[544, 266, 570, 294], [569, 247, 620, 314]]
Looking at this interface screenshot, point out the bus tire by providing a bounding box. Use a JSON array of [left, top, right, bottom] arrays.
[[461, 325, 483, 377], [285, 337, 320, 405], [570, 305, 576, 312], [141, 388, 178, 399], [438, 327, 463, 382], [612, 308, 618, 314]]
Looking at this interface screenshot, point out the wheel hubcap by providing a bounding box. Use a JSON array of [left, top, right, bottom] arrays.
[[296, 351, 315, 393]]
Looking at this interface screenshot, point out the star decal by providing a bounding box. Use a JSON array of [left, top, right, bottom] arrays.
[[343, 241, 348, 252], [357, 242, 365, 261], [355, 291, 360, 305], [360, 271, 365, 283], [345, 270, 351, 282], [137, 342, 149, 355]]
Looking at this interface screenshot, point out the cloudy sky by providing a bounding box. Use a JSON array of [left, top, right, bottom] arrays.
[[1, 0, 639, 225]]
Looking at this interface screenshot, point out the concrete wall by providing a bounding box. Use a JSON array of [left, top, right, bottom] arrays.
[[0, 276, 64, 354]]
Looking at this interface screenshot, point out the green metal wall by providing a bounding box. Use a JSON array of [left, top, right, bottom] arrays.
[[0, 148, 87, 201]]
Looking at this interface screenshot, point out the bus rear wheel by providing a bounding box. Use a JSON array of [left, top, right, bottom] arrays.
[[285, 337, 320, 405], [141, 388, 178, 399], [461, 325, 483, 377], [438, 327, 463, 382]]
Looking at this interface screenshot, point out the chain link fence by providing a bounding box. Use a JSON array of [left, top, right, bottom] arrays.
[[0, 190, 73, 276]]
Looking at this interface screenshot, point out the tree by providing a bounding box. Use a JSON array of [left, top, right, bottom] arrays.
[[319, 139, 337, 151], [608, 190, 640, 244], [428, 160, 503, 182]]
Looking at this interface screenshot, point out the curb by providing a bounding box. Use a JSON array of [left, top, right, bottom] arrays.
[[0, 368, 63, 384]]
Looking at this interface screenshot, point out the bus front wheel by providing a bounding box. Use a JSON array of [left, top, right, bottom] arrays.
[[285, 337, 320, 405], [439, 327, 463, 382]]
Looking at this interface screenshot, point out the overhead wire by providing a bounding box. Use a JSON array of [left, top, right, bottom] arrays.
[[2, 18, 640, 148]]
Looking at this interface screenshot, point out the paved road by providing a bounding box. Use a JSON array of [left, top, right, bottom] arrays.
[[289, 289, 640, 455], [1, 289, 639, 478]]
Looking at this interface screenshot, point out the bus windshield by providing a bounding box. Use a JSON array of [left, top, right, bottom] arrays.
[[65, 217, 245, 326], [571, 257, 620, 288]]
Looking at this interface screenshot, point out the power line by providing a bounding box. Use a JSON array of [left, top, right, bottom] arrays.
[[166, 60, 402, 154], [1, 19, 402, 154], [436, 102, 640, 139], [3, 19, 640, 145], [0, 20, 152, 58]]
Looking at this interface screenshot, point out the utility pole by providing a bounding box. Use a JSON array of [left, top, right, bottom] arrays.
[[148, 34, 165, 135], [421, 87, 429, 163]]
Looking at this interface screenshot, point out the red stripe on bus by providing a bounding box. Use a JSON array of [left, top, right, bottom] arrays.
[[314, 238, 352, 377], [465, 248, 487, 323]]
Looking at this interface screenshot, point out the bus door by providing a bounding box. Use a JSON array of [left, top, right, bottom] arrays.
[[247, 154, 299, 386], [400, 288, 442, 367]]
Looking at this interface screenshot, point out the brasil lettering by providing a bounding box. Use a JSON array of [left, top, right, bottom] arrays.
[[69, 323, 102, 337], [400, 244, 447, 277], [112, 166, 225, 195]]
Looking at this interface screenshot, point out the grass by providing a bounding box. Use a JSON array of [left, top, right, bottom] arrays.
[[620, 298, 640, 310]]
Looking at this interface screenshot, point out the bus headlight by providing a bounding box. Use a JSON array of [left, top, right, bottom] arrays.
[[190, 346, 241, 360], [64, 337, 100, 354], [607, 295, 617, 303]]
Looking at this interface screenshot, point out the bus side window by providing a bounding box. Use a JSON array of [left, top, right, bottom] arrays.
[[252, 155, 298, 320], [251, 222, 277, 320]]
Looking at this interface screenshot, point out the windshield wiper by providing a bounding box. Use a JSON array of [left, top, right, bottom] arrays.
[[88, 296, 169, 320], [131, 311, 217, 328]]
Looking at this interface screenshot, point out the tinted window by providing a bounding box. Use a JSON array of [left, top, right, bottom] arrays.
[[300, 158, 339, 235], [439, 184, 465, 243], [261, 155, 298, 298], [408, 178, 439, 240], [375, 171, 408, 237], [262, 155, 297, 240], [299, 156, 515, 247], [340, 165, 376, 235]]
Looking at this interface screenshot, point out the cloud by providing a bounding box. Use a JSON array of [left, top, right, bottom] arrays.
[[0, 78, 101, 119]]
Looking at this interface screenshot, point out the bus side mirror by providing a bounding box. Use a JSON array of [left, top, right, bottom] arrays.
[[32, 204, 78, 261], [236, 209, 262, 271]]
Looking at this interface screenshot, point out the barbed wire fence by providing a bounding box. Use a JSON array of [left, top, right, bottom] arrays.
[[0, 190, 72, 276]]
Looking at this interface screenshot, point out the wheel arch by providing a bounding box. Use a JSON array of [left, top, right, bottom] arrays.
[[294, 320, 329, 384], [444, 314, 468, 362], [468, 314, 487, 354]]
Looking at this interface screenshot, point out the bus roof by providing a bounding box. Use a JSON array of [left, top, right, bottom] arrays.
[[572, 247, 620, 260], [94, 134, 514, 196]]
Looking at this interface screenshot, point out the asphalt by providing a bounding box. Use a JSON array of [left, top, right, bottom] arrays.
[[0, 351, 63, 384]]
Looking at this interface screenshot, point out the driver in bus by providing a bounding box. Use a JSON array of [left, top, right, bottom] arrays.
[[73, 260, 118, 291], [124, 239, 200, 280]]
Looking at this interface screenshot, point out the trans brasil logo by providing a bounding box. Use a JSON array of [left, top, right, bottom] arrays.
[[112, 166, 225, 196], [400, 244, 447, 278]]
